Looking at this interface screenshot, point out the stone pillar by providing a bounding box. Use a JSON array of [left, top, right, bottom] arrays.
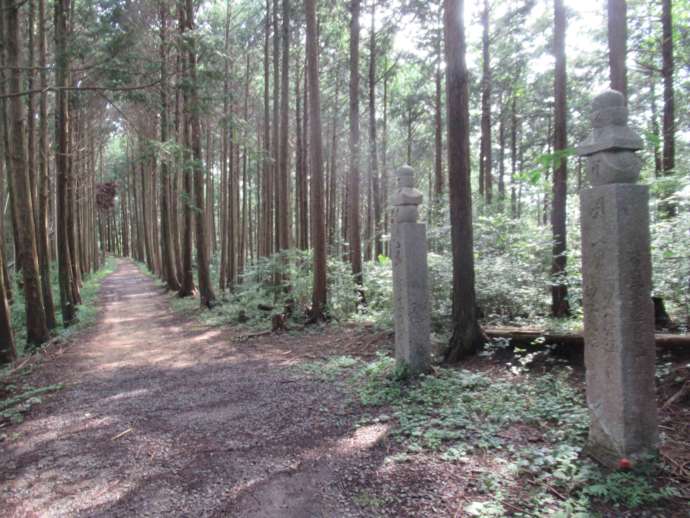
[[392, 165, 431, 375], [577, 90, 658, 468]]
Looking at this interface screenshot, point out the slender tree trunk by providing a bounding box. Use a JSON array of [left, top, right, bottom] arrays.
[[444, 0, 485, 362], [381, 61, 389, 255], [37, 0, 55, 328], [261, 0, 272, 257], [278, 0, 290, 252], [368, 3, 382, 259], [498, 98, 505, 203], [298, 55, 309, 251], [661, 0, 674, 175], [177, 0, 195, 297], [160, 0, 180, 291], [219, 1, 230, 290], [186, 0, 216, 308], [479, 0, 492, 204], [650, 74, 662, 176], [305, 0, 326, 319], [433, 54, 443, 204], [27, 0, 38, 228], [122, 175, 130, 257], [327, 63, 340, 251], [0, 120, 14, 362], [172, 44, 183, 278], [0, 240, 14, 362], [510, 91, 518, 218], [5, 0, 49, 345], [295, 56, 306, 250], [607, 0, 627, 98], [551, 0, 570, 318], [348, 0, 362, 284]]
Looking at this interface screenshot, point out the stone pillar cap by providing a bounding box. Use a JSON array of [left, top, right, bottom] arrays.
[[576, 89, 643, 157], [395, 165, 415, 178]]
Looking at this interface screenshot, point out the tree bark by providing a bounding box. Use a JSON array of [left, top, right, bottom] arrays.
[[305, 0, 327, 319], [5, 0, 49, 346], [278, 0, 290, 253], [551, 0, 570, 318], [160, 0, 180, 291], [479, 0, 492, 204], [177, 0, 195, 298], [185, 0, 216, 307], [261, 0, 272, 258], [368, 3, 381, 260], [661, 0, 674, 175], [443, 0, 485, 362], [607, 0, 627, 98], [37, 0, 56, 329], [348, 0, 362, 284], [0, 113, 14, 362]]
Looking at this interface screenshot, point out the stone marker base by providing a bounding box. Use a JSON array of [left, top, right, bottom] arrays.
[[581, 184, 658, 469], [392, 222, 431, 375]]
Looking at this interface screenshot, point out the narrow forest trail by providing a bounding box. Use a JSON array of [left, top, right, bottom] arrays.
[[0, 259, 387, 517]]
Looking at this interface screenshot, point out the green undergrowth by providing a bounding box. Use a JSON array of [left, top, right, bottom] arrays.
[[298, 353, 681, 517], [0, 382, 64, 427], [2, 257, 115, 432], [9, 255, 117, 356]]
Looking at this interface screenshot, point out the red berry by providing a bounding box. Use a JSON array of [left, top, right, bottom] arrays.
[[618, 458, 632, 470]]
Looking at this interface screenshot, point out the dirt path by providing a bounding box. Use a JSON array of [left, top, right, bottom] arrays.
[[0, 260, 385, 517]]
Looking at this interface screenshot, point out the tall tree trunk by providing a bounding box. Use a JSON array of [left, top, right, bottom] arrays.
[[278, 0, 290, 252], [551, 0, 570, 318], [348, 0, 362, 284], [607, 0, 627, 98], [160, 0, 180, 291], [381, 60, 389, 255], [186, 0, 216, 308], [433, 54, 443, 204], [498, 97, 505, 203], [661, 0, 674, 175], [0, 118, 14, 362], [479, 0, 492, 204], [26, 0, 38, 228], [368, 3, 382, 259], [37, 0, 55, 329], [261, 0, 272, 257], [0, 241, 14, 363], [305, 0, 326, 319], [177, 0, 195, 297], [510, 91, 518, 218], [219, 0, 231, 290], [240, 50, 250, 272], [327, 62, 340, 251], [650, 74, 662, 176], [122, 175, 130, 257], [295, 55, 307, 250], [5, 0, 49, 346], [298, 56, 310, 251], [444, 0, 485, 362]]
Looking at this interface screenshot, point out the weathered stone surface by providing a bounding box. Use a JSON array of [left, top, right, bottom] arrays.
[[581, 185, 658, 465], [392, 166, 431, 375], [578, 90, 658, 467], [577, 90, 643, 158]]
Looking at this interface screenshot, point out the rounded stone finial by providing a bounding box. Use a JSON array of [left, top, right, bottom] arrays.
[[395, 165, 415, 178], [592, 89, 625, 111], [591, 90, 628, 129], [577, 89, 643, 157], [395, 165, 416, 189]]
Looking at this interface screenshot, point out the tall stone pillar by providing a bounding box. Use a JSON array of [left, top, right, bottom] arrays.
[[392, 166, 431, 375], [577, 90, 658, 467]]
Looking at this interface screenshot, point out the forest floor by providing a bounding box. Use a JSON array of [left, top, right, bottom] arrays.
[[1, 259, 688, 517]]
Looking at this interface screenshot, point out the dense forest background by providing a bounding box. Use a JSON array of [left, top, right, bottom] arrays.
[[0, 0, 688, 361]]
